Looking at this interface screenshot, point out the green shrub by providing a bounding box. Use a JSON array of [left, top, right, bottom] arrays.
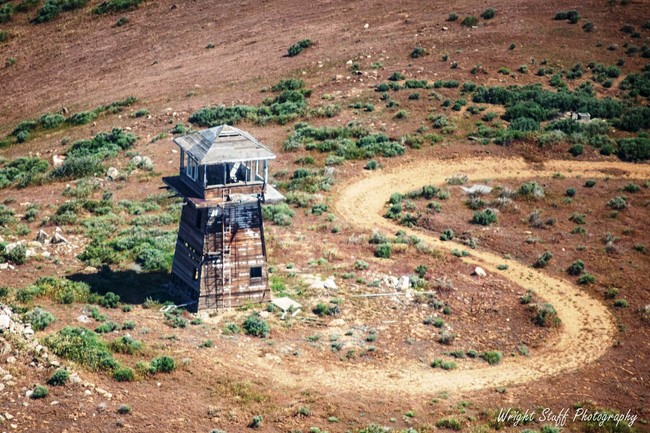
[[534, 251, 553, 268], [51, 155, 103, 180], [567, 260, 585, 276], [312, 302, 340, 316], [117, 404, 131, 414], [584, 179, 596, 187], [480, 8, 496, 19], [614, 299, 629, 308], [364, 160, 379, 170], [509, 117, 539, 132], [440, 229, 454, 241], [447, 12, 458, 21], [480, 351, 502, 365], [0, 3, 14, 24], [99, 291, 120, 308], [34, 0, 89, 23], [150, 355, 176, 373], [47, 369, 70, 386], [555, 10, 580, 23], [578, 273, 596, 285], [568, 143, 584, 156], [38, 113, 65, 129], [122, 320, 136, 330], [262, 203, 294, 226], [566, 187, 577, 197], [112, 367, 134, 382], [250, 415, 263, 429], [243, 314, 270, 338], [461, 16, 478, 27], [607, 196, 627, 210], [4, 244, 27, 265], [31, 385, 48, 399], [623, 183, 640, 193], [374, 243, 392, 258], [44, 326, 118, 371], [95, 321, 119, 334], [472, 209, 497, 225], [0, 157, 49, 190], [410, 46, 427, 58], [23, 307, 56, 331], [436, 418, 462, 431], [438, 331, 456, 345], [287, 39, 312, 57], [110, 335, 142, 355], [93, 0, 142, 14], [534, 303, 561, 327], [518, 181, 545, 199]]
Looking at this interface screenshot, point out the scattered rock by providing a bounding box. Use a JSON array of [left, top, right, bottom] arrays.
[[51, 232, 68, 245], [52, 154, 66, 167], [0, 314, 11, 330], [397, 275, 410, 291], [474, 267, 487, 277], [323, 277, 337, 291], [77, 315, 90, 324], [35, 230, 49, 244], [6, 356, 16, 364], [106, 167, 119, 180]]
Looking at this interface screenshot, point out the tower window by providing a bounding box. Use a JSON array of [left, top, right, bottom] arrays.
[[249, 266, 262, 281]]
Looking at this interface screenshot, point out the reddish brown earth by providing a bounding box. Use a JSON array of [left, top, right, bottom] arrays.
[[0, 0, 649, 432]]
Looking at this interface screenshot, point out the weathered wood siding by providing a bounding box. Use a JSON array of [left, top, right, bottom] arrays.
[[169, 200, 269, 311]]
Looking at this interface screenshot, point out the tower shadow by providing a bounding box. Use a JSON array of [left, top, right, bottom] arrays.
[[67, 267, 182, 306]]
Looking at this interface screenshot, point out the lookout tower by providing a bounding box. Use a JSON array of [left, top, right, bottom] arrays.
[[163, 125, 283, 311]]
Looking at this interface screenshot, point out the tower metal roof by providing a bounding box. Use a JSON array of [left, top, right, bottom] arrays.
[[173, 125, 276, 164]]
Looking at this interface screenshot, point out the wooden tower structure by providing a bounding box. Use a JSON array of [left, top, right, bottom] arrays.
[[163, 125, 283, 311]]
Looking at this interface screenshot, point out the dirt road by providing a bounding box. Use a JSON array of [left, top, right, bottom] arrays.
[[253, 157, 649, 395]]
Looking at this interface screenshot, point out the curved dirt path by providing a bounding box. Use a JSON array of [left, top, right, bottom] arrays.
[[260, 157, 650, 395]]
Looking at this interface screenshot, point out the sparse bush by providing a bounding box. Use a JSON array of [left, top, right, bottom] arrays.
[[47, 369, 70, 386], [472, 209, 497, 225], [23, 307, 55, 331], [374, 243, 392, 258], [566, 187, 577, 197], [33, 0, 89, 23], [480, 8, 496, 20], [262, 203, 294, 226], [150, 355, 175, 373], [608, 196, 627, 210], [534, 251, 553, 268], [614, 299, 629, 308], [438, 331, 456, 345], [99, 291, 120, 308], [410, 46, 427, 58], [461, 15, 479, 27], [243, 314, 270, 338], [578, 273, 596, 285], [567, 260, 585, 276], [534, 303, 561, 327], [312, 302, 340, 317], [113, 367, 134, 382], [440, 229, 454, 241], [436, 418, 462, 431], [364, 160, 379, 170], [447, 12, 458, 22], [480, 351, 502, 365], [584, 179, 596, 187], [32, 385, 48, 399], [110, 335, 142, 355], [287, 39, 313, 57], [44, 326, 118, 371], [93, 0, 143, 14], [568, 143, 584, 156]]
